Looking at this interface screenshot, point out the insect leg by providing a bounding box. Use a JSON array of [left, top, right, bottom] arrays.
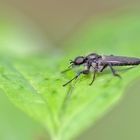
[[89, 70, 97, 85], [108, 64, 121, 78], [100, 65, 108, 72], [61, 64, 73, 73], [63, 70, 89, 86], [61, 67, 71, 73]]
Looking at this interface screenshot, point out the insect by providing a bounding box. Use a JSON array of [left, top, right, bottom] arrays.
[[62, 53, 140, 86]]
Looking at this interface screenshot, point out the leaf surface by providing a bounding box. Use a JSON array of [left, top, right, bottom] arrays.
[[0, 14, 140, 140]]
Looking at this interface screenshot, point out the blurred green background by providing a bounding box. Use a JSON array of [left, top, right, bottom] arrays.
[[0, 0, 140, 140]]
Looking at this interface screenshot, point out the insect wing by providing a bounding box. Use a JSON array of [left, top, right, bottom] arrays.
[[102, 55, 140, 66]]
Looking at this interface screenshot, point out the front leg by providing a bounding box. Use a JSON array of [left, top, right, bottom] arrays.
[[63, 70, 89, 86]]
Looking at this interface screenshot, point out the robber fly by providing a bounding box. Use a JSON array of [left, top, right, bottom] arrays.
[[62, 53, 140, 86]]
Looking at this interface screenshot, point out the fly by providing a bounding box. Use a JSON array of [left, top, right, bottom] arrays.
[[62, 53, 140, 86]]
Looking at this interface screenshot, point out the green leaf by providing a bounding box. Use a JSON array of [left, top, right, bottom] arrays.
[[0, 14, 140, 140], [0, 91, 44, 140]]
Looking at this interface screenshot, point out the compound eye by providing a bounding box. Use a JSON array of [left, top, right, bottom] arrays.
[[74, 56, 85, 65]]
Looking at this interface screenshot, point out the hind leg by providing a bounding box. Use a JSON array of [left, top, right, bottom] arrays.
[[108, 64, 121, 78]]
